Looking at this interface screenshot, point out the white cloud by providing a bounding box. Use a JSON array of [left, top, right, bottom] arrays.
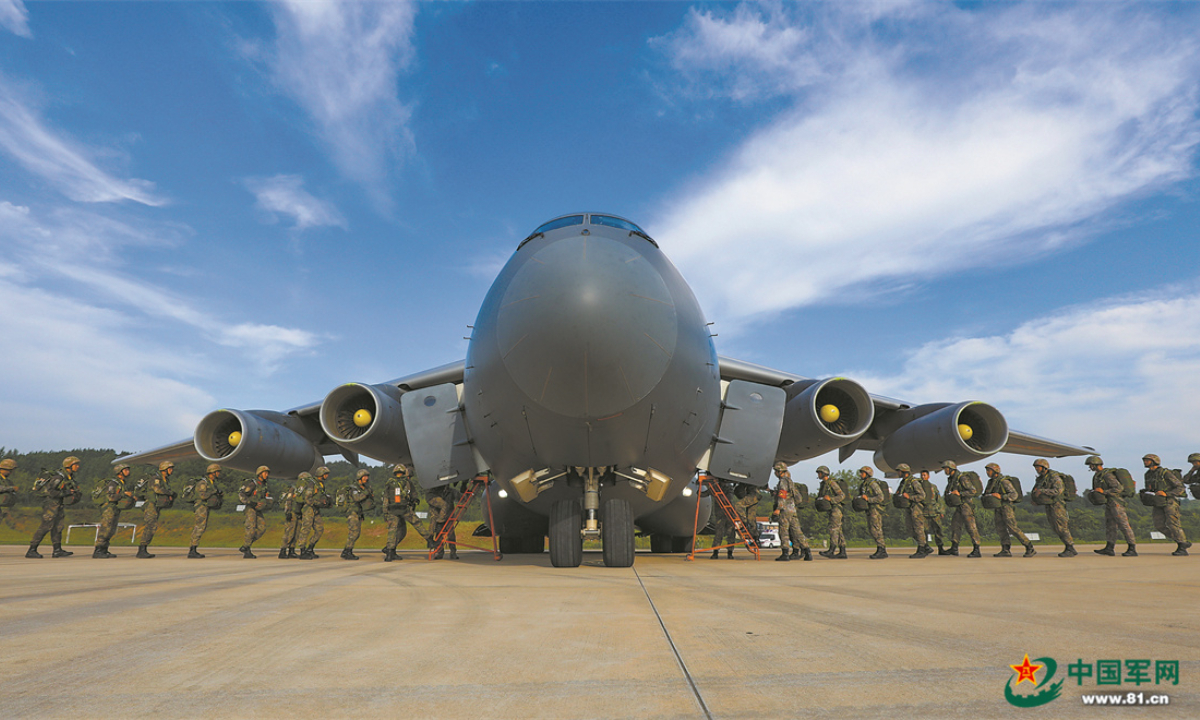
[[244, 174, 346, 230], [0, 74, 166, 206], [0, 0, 30, 38], [262, 1, 417, 207], [651, 3, 1200, 321]]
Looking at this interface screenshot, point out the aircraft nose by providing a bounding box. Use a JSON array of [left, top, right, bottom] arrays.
[[496, 234, 679, 419]]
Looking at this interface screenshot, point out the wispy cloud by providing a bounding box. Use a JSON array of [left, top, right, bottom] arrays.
[[244, 174, 346, 230], [258, 0, 418, 207], [0, 0, 30, 38], [0, 74, 166, 206], [651, 3, 1200, 321]]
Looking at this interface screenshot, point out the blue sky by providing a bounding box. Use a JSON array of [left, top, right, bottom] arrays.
[[1, 1, 1199, 483]]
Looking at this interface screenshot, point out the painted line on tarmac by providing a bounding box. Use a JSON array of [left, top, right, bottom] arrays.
[[634, 566, 713, 720]]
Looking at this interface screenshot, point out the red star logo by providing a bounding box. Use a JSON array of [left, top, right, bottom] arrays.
[[1010, 654, 1042, 686]]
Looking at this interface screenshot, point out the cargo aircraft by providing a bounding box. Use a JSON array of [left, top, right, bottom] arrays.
[[119, 213, 1091, 567]]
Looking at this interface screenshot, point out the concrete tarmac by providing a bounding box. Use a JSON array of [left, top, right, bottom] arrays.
[[1, 542, 1197, 719]]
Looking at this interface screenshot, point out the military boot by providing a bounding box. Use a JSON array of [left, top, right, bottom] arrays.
[[775, 550, 791, 561], [136, 545, 153, 559], [869, 546, 888, 559], [936, 543, 948, 556], [947, 543, 960, 556], [1121, 544, 1137, 557], [1094, 542, 1116, 556], [909, 546, 926, 558], [967, 544, 981, 558], [834, 545, 847, 559], [100, 544, 116, 558], [790, 547, 799, 558], [287, 547, 298, 559], [726, 547, 734, 559], [819, 547, 834, 558], [1023, 543, 1037, 557], [993, 544, 1012, 558], [188, 546, 205, 559], [710, 548, 719, 559], [52, 544, 73, 558], [1172, 543, 1190, 556], [242, 546, 257, 559], [278, 547, 288, 559], [93, 546, 107, 558], [346, 549, 360, 560], [920, 545, 934, 557], [26, 543, 42, 559], [1059, 544, 1077, 557], [801, 547, 812, 561], [449, 548, 458, 560], [383, 547, 395, 562], [309, 548, 320, 559]]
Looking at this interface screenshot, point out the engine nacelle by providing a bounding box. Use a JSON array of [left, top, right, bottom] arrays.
[[319, 382, 411, 465], [874, 401, 1008, 473], [194, 409, 320, 478], [775, 377, 875, 462]]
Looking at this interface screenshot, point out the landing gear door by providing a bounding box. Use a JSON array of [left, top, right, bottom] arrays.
[[401, 383, 480, 489], [708, 380, 786, 487]]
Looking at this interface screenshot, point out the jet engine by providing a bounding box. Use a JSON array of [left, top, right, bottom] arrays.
[[874, 401, 1008, 473], [775, 377, 874, 462], [319, 382, 411, 465], [194, 409, 320, 477]]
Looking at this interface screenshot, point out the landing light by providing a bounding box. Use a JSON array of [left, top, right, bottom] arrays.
[[820, 404, 840, 423], [682, 487, 694, 497], [353, 408, 372, 428], [958, 424, 974, 441], [498, 489, 509, 499], [228, 431, 242, 447]]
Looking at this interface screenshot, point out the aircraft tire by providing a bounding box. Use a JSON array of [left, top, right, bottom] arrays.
[[549, 499, 583, 568], [601, 498, 635, 567], [670, 535, 694, 554], [649, 534, 672, 553]]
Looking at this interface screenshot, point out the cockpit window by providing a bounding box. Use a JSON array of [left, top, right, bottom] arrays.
[[589, 215, 644, 234], [532, 215, 585, 235]]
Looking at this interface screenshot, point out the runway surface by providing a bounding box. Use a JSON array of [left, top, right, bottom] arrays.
[[1, 542, 1197, 719]]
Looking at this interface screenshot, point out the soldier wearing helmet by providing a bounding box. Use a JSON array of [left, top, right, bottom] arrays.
[[1142, 454, 1191, 556], [341, 469, 375, 560], [815, 465, 846, 559], [134, 460, 178, 559], [426, 481, 462, 561], [1085, 456, 1136, 557], [188, 463, 224, 559], [237, 465, 272, 559], [770, 462, 812, 562], [703, 474, 738, 559], [894, 464, 930, 558], [1030, 458, 1076, 557], [298, 466, 333, 559], [278, 471, 308, 559], [1184, 453, 1200, 501], [983, 462, 1035, 558], [942, 460, 982, 558], [27, 456, 82, 559], [919, 469, 948, 554], [382, 463, 429, 562], [855, 466, 888, 559], [0, 458, 18, 530], [93, 463, 134, 558]]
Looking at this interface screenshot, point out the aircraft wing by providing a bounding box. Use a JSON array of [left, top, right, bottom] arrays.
[[716, 355, 1093, 462], [115, 360, 466, 467]]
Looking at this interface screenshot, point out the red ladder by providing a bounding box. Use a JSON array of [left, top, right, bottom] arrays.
[[427, 474, 502, 561], [687, 473, 760, 561]]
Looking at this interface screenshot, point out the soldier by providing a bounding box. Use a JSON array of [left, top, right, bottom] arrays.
[[921, 470, 948, 554], [279, 473, 307, 559], [299, 466, 332, 559], [238, 465, 271, 558], [894, 464, 930, 558], [734, 482, 761, 544], [1184, 453, 1200, 494], [770, 462, 812, 561], [93, 463, 133, 558], [27, 456, 82, 558], [703, 477, 736, 559], [1142, 454, 1191, 556], [0, 458, 19, 529], [857, 466, 888, 559], [942, 460, 982, 558], [188, 463, 223, 559], [1030, 458, 1076, 557], [816, 466, 846, 559], [342, 469, 374, 560], [1085, 456, 1136, 557], [426, 482, 461, 560], [983, 462, 1035, 558], [137, 460, 177, 559], [382, 464, 429, 562]]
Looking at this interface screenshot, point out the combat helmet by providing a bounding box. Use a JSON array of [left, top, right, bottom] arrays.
[[984, 462, 1000, 472], [1189, 453, 1200, 464], [113, 463, 131, 474], [158, 460, 174, 472], [1142, 454, 1161, 465], [895, 463, 911, 473], [356, 469, 370, 480], [773, 461, 788, 474], [0, 458, 17, 471], [206, 463, 221, 475], [297, 471, 313, 480], [393, 463, 409, 476], [859, 466, 874, 477], [255, 465, 270, 477], [1033, 458, 1049, 470], [63, 455, 81, 469], [315, 466, 331, 478], [815, 465, 830, 476], [941, 460, 957, 470], [1085, 455, 1103, 467]]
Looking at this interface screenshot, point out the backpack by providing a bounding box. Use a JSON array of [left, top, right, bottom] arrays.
[[1060, 473, 1077, 502], [182, 481, 197, 503], [132, 477, 152, 501], [878, 480, 892, 505], [32, 474, 55, 497], [794, 482, 811, 508], [91, 482, 107, 506], [920, 479, 942, 515], [335, 486, 350, 509], [836, 478, 850, 506], [1112, 468, 1136, 497], [959, 471, 983, 497], [1007, 476, 1024, 502]]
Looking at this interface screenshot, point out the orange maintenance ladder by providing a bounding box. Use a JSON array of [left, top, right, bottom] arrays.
[[687, 473, 760, 561], [427, 474, 502, 561]]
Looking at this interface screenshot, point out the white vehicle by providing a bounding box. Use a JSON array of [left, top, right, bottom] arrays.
[[757, 520, 781, 549]]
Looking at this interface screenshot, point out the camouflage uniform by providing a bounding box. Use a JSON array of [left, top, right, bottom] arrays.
[[895, 472, 928, 556], [238, 477, 269, 554], [1032, 468, 1075, 553], [817, 475, 846, 557], [0, 461, 17, 529], [343, 475, 374, 559], [190, 473, 222, 549], [734, 483, 761, 542], [299, 479, 330, 556], [279, 479, 306, 558], [944, 468, 982, 551], [771, 473, 810, 560], [859, 474, 887, 557], [1093, 468, 1135, 548], [705, 479, 737, 557], [984, 473, 1032, 556], [383, 473, 428, 560], [94, 472, 129, 555], [921, 474, 946, 552], [427, 484, 461, 560], [1145, 466, 1188, 547], [138, 471, 175, 555], [30, 470, 79, 557]]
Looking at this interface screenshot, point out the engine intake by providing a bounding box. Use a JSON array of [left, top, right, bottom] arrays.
[[319, 383, 411, 465], [194, 409, 320, 478], [776, 377, 874, 462], [874, 401, 1008, 473]]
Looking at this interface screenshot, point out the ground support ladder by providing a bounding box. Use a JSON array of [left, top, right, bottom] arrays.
[[686, 473, 760, 561], [427, 474, 502, 561]]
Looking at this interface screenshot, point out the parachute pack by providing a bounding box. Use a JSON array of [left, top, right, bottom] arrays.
[[334, 486, 350, 509], [181, 481, 198, 503], [1060, 473, 1077, 502], [1112, 468, 1136, 497], [91, 482, 107, 507]]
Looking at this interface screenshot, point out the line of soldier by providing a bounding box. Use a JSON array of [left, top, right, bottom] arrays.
[[756, 453, 1196, 561], [1, 457, 464, 560]]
